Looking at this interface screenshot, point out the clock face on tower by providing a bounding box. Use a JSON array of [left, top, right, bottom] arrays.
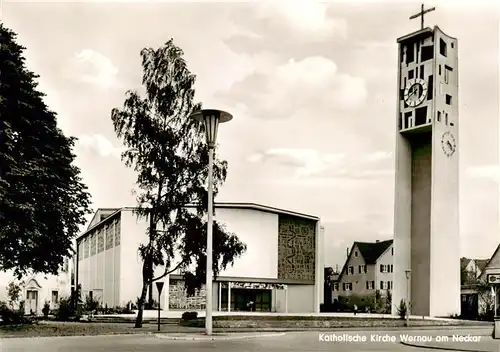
[[441, 131, 456, 157], [404, 78, 428, 107]]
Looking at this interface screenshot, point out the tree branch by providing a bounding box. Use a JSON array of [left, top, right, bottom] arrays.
[[150, 260, 185, 282]]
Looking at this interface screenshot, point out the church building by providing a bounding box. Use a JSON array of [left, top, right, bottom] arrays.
[[75, 203, 324, 313]]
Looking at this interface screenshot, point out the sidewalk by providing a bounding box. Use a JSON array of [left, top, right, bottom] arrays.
[[153, 332, 286, 341], [401, 334, 499, 352]]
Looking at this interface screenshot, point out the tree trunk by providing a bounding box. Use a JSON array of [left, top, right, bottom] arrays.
[[134, 271, 149, 328], [148, 271, 153, 307]]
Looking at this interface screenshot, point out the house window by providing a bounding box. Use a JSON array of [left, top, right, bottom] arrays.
[[333, 282, 339, 291], [358, 265, 366, 274], [51, 291, 59, 304], [366, 281, 375, 290], [388, 281, 393, 290], [380, 281, 385, 290], [354, 251, 358, 257], [389, 265, 393, 273], [343, 283, 353, 291], [380, 264, 387, 273], [391, 248, 394, 255], [348, 266, 354, 275]]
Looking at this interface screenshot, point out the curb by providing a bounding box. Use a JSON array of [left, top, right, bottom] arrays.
[[0, 333, 152, 340], [152, 332, 286, 341], [208, 325, 492, 333], [400, 341, 489, 352]]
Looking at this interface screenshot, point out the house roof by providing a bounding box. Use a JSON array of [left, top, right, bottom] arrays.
[[337, 239, 393, 283], [476, 259, 489, 273], [461, 257, 489, 276], [77, 202, 320, 241], [355, 239, 393, 264]]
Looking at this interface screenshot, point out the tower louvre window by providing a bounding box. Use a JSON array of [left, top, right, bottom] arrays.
[[406, 44, 415, 64], [427, 75, 433, 101], [440, 38, 447, 57], [421, 45, 434, 62]]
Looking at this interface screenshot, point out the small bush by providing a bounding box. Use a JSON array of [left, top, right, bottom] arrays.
[[84, 295, 100, 313], [55, 297, 77, 321], [0, 301, 31, 325], [396, 299, 407, 320], [42, 301, 50, 318], [181, 311, 198, 321], [114, 306, 134, 314]]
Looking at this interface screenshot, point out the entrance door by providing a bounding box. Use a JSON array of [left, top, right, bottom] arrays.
[[461, 293, 478, 319], [26, 290, 38, 314]]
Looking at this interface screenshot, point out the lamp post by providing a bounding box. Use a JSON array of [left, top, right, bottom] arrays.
[[189, 109, 233, 336], [405, 269, 411, 327]]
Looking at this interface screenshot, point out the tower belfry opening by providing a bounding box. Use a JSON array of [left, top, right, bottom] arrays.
[[392, 7, 460, 317]]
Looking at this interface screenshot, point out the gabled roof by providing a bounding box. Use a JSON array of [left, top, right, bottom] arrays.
[[337, 239, 393, 283], [476, 259, 489, 273], [479, 244, 500, 281], [461, 257, 471, 268], [356, 239, 393, 264]]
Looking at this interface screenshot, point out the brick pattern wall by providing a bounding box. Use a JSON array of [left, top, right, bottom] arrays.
[[168, 280, 206, 310]]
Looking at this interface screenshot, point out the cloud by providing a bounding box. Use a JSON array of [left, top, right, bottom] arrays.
[[219, 56, 367, 119], [247, 147, 395, 181], [248, 148, 345, 176], [221, 2, 347, 57], [254, 1, 347, 40], [66, 49, 119, 88], [76, 134, 124, 158]]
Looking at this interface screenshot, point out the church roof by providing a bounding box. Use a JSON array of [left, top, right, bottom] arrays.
[[355, 239, 393, 264], [78, 202, 320, 241]]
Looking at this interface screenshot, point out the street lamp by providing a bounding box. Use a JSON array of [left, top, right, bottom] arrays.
[[405, 269, 411, 327], [189, 109, 233, 336]]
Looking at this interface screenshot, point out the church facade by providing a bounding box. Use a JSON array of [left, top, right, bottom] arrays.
[[75, 203, 324, 313]]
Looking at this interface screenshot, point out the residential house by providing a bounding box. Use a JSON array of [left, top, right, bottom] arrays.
[[323, 266, 340, 306], [461, 257, 488, 284], [335, 239, 393, 300], [462, 246, 500, 317], [0, 258, 72, 315]]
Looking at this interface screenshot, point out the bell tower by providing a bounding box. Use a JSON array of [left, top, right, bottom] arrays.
[[392, 6, 460, 317]]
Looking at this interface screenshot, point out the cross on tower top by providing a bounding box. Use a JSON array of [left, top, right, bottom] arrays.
[[409, 4, 436, 30]]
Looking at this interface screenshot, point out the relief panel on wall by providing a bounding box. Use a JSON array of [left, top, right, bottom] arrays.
[[277, 215, 316, 281], [168, 280, 206, 310]]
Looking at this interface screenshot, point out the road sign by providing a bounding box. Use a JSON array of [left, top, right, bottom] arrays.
[[488, 274, 500, 284], [156, 281, 164, 294]]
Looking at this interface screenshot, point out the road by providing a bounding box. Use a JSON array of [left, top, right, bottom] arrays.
[[0, 328, 494, 352]]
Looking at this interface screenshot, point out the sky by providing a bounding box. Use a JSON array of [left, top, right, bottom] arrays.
[[2, 0, 499, 269]]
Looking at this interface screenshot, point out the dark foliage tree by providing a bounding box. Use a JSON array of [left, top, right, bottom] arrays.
[[0, 24, 92, 278], [111, 38, 246, 328]]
